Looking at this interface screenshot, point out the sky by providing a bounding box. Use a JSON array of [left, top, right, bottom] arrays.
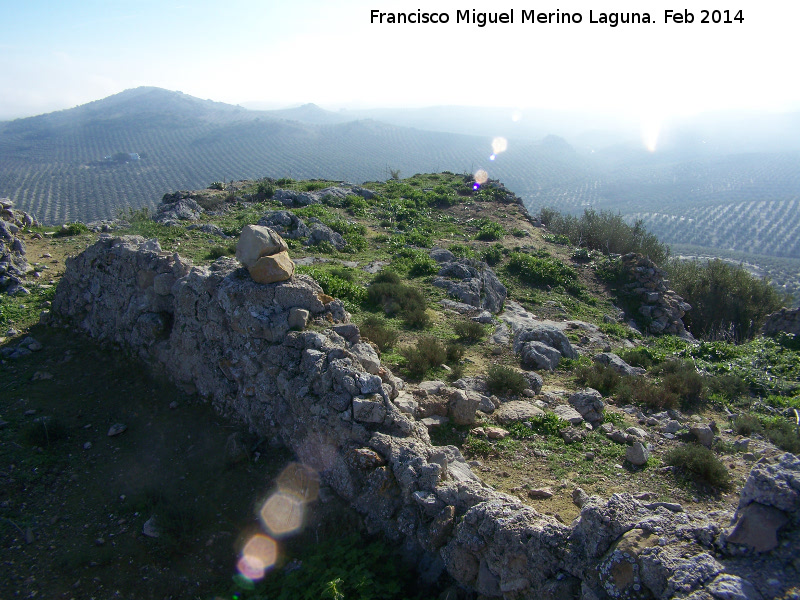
[[2, 0, 799, 122]]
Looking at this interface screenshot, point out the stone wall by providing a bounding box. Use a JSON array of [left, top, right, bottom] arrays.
[[48, 235, 799, 599], [762, 307, 800, 338], [621, 253, 693, 337]]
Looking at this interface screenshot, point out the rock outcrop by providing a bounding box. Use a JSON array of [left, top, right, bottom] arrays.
[[430, 254, 507, 314], [48, 235, 800, 599], [0, 198, 33, 295]]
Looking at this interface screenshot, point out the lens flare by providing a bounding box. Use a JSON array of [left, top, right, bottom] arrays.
[[259, 491, 305, 537], [641, 117, 661, 153], [474, 169, 489, 185], [276, 462, 320, 502], [237, 534, 277, 581], [491, 137, 508, 155], [511, 110, 522, 122], [489, 154, 496, 161]]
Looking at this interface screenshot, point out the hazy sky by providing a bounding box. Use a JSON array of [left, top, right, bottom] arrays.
[[2, 0, 799, 121]]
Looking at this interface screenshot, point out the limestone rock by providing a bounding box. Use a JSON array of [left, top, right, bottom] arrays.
[[726, 502, 789, 552], [236, 224, 289, 268], [569, 388, 605, 424], [553, 404, 584, 425], [248, 251, 295, 284], [690, 424, 715, 448], [592, 352, 646, 376], [493, 400, 545, 425], [626, 442, 650, 466]]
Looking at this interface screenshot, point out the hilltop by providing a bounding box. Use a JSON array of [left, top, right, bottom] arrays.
[[1, 173, 799, 599]]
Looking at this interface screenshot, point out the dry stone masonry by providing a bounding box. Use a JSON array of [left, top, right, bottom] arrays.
[[48, 232, 800, 599], [621, 253, 693, 337]]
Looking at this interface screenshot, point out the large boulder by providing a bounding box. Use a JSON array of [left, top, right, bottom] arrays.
[[236, 225, 289, 268], [431, 257, 506, 314], [248, 251, 295, 284], [569, 388, 604, 424], [493, 400, 545, 425]]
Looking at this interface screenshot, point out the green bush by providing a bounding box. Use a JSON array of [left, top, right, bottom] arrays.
[[526, 413, 568, 436], [539, 207, 669, 264], [402, 336, 447, 378], [614, 376, 679, 410], [367, 272, 427, 326], [481, 243, 504, 266], [656, 360, 706, 408], [254, 180, 275, 200], [486, 365, 527, 396], [762, 416, 800, 454], [507, 252, 580, 292], [664, 443, 732, 490], [574, 363, 621, 395], [55, 222, 89, 236], [733, 413, 762, 436], [666, 259, 788, 341], [454, 320, 487, 342], [476, 221, 506, 241], [297, 266, 367, 304], [706, 373, 749, 401], [617, 347, 658, 369], [359, 316, 399, 352]]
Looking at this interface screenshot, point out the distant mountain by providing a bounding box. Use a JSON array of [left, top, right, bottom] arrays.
[[2, 87, 800, 260]]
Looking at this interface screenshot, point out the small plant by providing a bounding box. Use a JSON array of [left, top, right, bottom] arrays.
[[206, 244, 236, 260], [402, 336, 447, 378], [602, 410, 626, 427], [446, 340, 465, 364], [297, 266, 367, 304], [481, 243, 504, 266], [617, 347, 658, 369], [655, 360, 706, 408], [574, 363, 621, 396], [453, 320, 486, 342], [359, 316, 399, 352], [476, 221, 506, 241], [208, 181, 225, 190], [463, 435, 493, 457], [664, 443, 732, 490], [542, 232, 570, 245], [526, 414, 568, 436], [486, 365, 527, 396], [732, 413, 761, 436]]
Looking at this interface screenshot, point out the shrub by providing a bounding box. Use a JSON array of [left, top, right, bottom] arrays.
[[454, 320, 486, 342], [407, 253, 439, 277], [55, 222, 89, 236], [526, 413, 568, 436], [402, 306, 431, 329], [507, 252, 580, 292], [206, 244, 236, 260], [706, 373, 749, 401], [448, 244, 476, 259], [539, 207, 669, 264], [445, 340, 465, 365], [359, 316, 399, 352], [666, 259, 788, 341], [464, 435, 493, 457], [476, 221, 506, 241], [617, 347, 658, 369], [615, 376, 679, 410], [208, 181, 225, 190], [297, 266, 367, 304], [402, 336, 447, 378], [254, 180, 275, 200], [655, 360, 706, 408], [733, 413, 762, 436], [762, 417, 800, 453], [574, 363, 621, 396], [486, 365, 527, 396], [664, 443, 732, 490], [481, 244, 504, 266]]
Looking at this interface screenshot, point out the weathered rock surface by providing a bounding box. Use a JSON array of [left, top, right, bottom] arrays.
[[593, 352, 646, 376], [431, 256, 506, 314], [493, 401, 545, 425], [762, 307, 800, 337], [569, 388, 605, 424], [258, 210, 311, 239], [0, 199, 34, 296], [48, 235, 800, 599], [235, 224, 289, 268]]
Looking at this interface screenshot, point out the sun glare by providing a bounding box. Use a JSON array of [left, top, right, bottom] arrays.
[[641, 116, 662, 153]]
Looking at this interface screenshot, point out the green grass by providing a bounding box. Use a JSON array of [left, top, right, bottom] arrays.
[[0, 284, 56, 330]]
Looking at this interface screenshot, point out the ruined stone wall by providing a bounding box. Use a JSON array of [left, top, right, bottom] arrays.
[[762, 307, 800, 338], [621, 253, 693, 337], [49, 235, 799, 599]]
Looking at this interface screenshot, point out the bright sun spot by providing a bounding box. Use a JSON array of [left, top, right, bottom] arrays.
[[641, 117, 661, 153], [491, 137, 508, 155]]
